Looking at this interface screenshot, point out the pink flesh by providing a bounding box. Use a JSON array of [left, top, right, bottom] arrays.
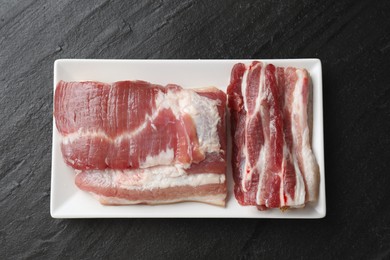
[[245, 61, 261, 115], [54, 81, 111, 135], [106, 108, 178, 169]]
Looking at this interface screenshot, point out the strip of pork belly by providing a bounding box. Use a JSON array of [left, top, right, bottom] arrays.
[[227, 63, 258, 205], [243, 61, 263, 197], [75, 167, 227, 206], [252, 64, 285, 209], [55, 81, 225, 170], [285, 68, 320, 202], [276, 67, 298, 206]]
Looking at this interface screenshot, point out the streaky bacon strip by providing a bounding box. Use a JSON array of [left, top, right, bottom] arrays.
[[227, 61, 320, 210], [243, 62, 263, 193], [286, 69, 320, 202], [257, 64, 284, 208], [227, 63, 257, 205]]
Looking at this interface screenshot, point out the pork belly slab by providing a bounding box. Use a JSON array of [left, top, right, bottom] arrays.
[[54, 80, 227, 206], [227, 61, 320, 210]]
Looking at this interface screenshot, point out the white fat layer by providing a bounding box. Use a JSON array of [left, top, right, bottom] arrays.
[[255, 147, 266, 205], [291, 69, 319, 203], [292, 155, 306, 205], [150, 88, 221, 154], [241, 66, 252, 192], [241, 67, 249, 112], [83, 166, 226, 191], [257, 63, 268, 112], [292, 70, 306, 135], [93, 193, 227, 206], [62, 129, 108, 144], [279, 145, 287, 207], [301, 129, 319, 202], [287, 69, 307, 205], [141, 149, 175, 168], [61, 122, 153, 144]]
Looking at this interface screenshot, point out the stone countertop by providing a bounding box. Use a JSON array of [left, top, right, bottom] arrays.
[[1, 0, 389, 258]]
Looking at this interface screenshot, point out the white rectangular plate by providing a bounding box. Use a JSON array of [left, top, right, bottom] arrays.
[[51, 59, 326, 218]]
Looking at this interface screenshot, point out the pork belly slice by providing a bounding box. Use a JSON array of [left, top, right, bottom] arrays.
[[75, 167, 227, 206], [54, 80, 227, 206], [227, 61, 320, 210], [54, 81, 226, 171]]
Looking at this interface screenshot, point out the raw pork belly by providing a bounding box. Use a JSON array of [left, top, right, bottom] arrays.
[[54, 80, 227, 206], [227, 61, 320, 210]]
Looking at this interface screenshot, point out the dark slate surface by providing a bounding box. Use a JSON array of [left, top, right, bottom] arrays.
[[1, 0, 389, 259]]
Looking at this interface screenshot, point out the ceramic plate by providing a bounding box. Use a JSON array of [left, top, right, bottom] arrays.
[[51, 59, 326, 218]]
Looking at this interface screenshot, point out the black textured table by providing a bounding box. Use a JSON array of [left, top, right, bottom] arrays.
[[1, 1, 390, 259]]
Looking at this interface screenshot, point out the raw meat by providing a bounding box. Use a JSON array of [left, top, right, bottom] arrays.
[[227, 61, 320, 210], [75, 167, 226, 206], [54, 80, 227, 206]]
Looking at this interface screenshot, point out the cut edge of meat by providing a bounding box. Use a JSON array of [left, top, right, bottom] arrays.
[[75, 166, 227, 206]]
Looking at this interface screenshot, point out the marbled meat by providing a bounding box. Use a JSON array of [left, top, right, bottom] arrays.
[[54, 80, 227, 206], [227, 61, 320, 210]]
